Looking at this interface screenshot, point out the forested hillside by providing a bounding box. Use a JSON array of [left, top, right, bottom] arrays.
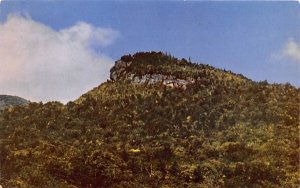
[[0, 52, 299, 187]]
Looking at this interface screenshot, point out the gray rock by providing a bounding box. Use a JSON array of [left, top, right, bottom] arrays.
[[110, 60, 132, 81], [110, 59, 195, 89]]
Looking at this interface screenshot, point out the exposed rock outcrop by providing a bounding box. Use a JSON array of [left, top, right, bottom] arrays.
[[128, 73, 195, 89], [110, 59, 195, 89], [110, 60, 132, 81]]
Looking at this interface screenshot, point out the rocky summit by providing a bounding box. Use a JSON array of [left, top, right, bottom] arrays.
[[0, 52, 299, 187], [110, 52, 250, 90]]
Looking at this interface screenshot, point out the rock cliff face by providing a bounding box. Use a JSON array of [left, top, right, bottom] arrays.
[[110, 59, 195, 89], [110, 59, 132, 81], [109, 52, 251, 90], [130, 74, 194, 88]]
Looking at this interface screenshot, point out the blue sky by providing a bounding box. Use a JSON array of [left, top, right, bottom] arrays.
[[0, 1, 299, 102]]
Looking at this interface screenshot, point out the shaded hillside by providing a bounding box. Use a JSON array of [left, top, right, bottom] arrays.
[[0, 95, 29, 110], [0, 52, 299, 187]]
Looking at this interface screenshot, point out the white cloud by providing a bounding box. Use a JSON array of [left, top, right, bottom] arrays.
[[0, 14, 119, 103], [282, 38, 300, 63]]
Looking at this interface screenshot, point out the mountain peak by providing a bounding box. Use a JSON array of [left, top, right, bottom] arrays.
[[110, 51, 250, 89]]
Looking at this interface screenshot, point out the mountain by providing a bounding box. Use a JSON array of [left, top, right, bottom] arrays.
[[0, 95, 29, 110], [0, 52, 299, 187]]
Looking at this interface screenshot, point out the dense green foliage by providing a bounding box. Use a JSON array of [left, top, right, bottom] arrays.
[[0, 52, 299, 187]]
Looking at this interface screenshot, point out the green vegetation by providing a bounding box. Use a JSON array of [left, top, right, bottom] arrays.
[[0, 52, 299, 187]]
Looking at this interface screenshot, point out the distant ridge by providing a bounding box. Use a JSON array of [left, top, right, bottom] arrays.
[[0, 95, 29, 110]]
